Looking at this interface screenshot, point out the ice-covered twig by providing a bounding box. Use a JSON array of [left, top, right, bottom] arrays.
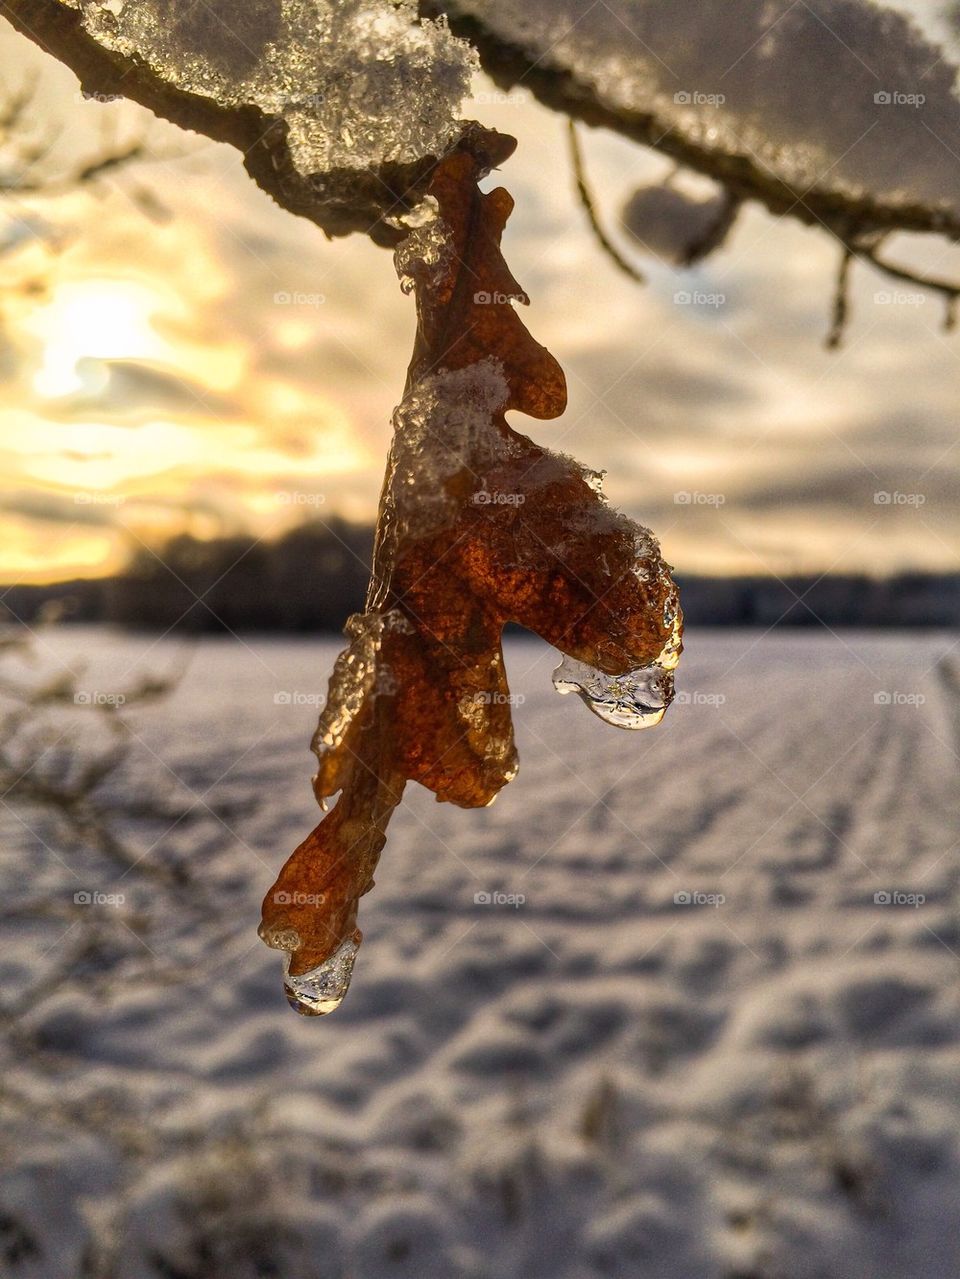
[[10, 0, 960, 257]]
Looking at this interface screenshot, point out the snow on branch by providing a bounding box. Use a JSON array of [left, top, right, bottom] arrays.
[[6, 1, 960, 276], [423, 0, 960, 238], [421, 0, 960, 339], [0, 0, 478, 241]]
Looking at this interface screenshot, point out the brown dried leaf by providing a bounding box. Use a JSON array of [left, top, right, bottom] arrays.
[[259, 127, 682, 1013]]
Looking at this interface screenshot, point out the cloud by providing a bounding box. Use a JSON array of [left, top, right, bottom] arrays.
[[733, 465, 946, 512], [43, 358, 243, 422], [0, 489, 121, 527]]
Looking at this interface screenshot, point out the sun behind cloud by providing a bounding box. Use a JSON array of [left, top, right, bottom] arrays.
[[26, 277, 174, 399]]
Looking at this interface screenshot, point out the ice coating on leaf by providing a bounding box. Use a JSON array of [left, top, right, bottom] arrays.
[[260, 925, 302, 952], [311, 613, 384, 757], [433, 0, 960, 225], [283, 931, 361, 1016], [373, 359, 517, 566], [394, 211, 455, 296], [384, 195, 441, 231], [552, 607, 682, 730], [310, 609, 409, 802], [66, 0, 476, 170]]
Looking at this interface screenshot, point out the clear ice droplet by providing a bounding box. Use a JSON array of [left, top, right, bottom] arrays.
[[552, 654, 674, 730], [283, 933, 361, 1017]]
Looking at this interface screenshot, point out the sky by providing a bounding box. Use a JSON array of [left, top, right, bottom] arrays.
[[1, 1, 960, 584]]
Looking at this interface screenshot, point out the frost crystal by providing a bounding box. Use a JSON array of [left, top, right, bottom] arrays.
[[375, 359, 515, 562], [70, 0, 477, 171], [394, 213, 455, 295], [311, 611, 392, 757]]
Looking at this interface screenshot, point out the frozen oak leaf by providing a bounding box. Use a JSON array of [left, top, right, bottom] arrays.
[[259, 126, 682, 1014]]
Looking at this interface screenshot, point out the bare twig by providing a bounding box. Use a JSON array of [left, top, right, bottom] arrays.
[[822, 226, 960, 344], [857, 240, 960, 332], [567, 119, 646, 285], [827, 246, 854, 350], [678, 189, 742, 267]]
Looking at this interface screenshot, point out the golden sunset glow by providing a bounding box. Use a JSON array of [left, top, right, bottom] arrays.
[[26, 278, 172, 398], [0, 19, 958, 585]]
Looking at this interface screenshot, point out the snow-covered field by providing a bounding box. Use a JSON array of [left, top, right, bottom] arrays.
[[2, 627, 960, 1278]]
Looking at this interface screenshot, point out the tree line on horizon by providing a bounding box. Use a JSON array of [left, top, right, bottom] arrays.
[[2, 520, 959, 631]]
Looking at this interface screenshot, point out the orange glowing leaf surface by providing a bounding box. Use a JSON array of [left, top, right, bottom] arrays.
[[259, 127, 682, 1014]]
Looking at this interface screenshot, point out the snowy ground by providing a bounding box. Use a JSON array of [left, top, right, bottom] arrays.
[[2, 627, 960, 1278]]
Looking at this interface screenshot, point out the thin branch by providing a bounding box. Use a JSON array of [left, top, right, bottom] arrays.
[[567, 119, 646, 285], [678, 189, 742, 267], [2, 142, 179, 196], [857, 240, 960, 332], [827, 246, 854, 350], [821, 226, 960, 341], [0, 75, 36, 135]]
